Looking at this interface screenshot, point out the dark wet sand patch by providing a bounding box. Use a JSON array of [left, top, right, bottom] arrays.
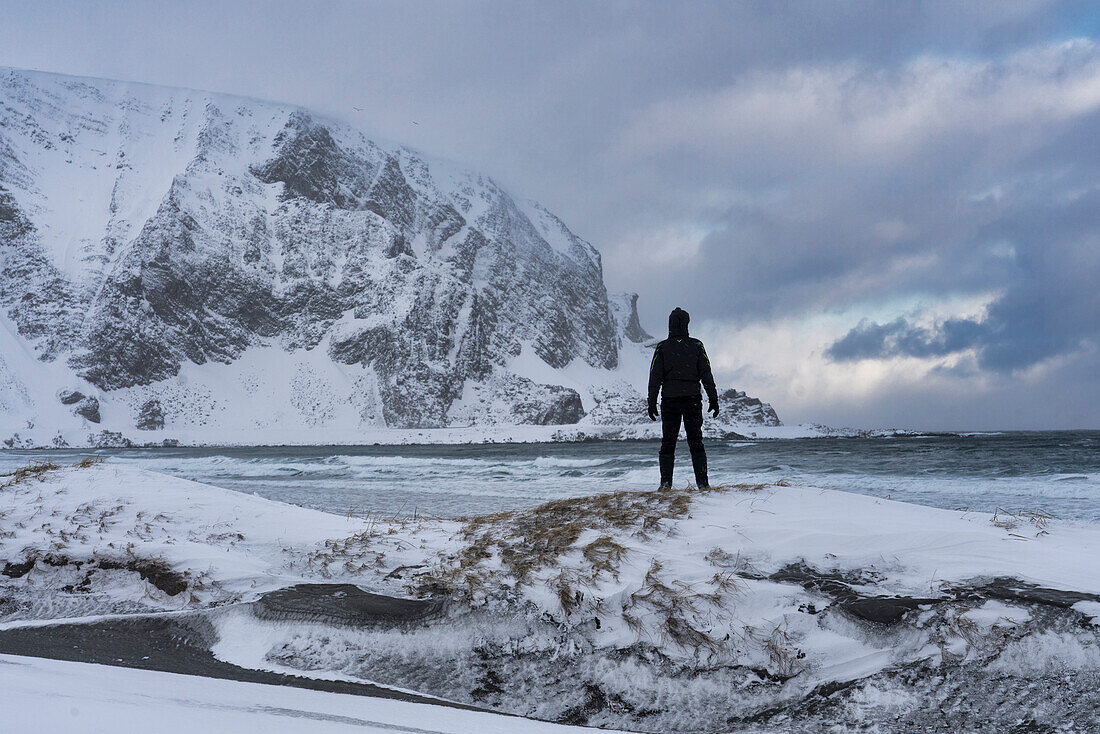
[[0, 584, 485, 713], [766, 562, 1100, 625], [254, 583, 444, 626]]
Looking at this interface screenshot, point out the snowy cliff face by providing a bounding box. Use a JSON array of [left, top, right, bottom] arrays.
[[0, 68, 779, 445]]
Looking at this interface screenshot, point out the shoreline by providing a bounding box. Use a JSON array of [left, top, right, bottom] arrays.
[[2, 428, 996, 452]]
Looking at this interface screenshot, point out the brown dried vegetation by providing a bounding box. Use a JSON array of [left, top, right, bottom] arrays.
[[1, 457, 103, 490], [0, 461, 62, 488], [423, 484, 735, 597], [410, 483, 791, 659]]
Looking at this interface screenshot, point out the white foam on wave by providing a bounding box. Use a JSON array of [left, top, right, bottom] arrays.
[[112, 455, 347, 478], [336, 455, 503, 470], [330, 454, 621, 480], [529, 457, 612, 469], [795, 471, 1100, 507], [615, 468, 661, 485]]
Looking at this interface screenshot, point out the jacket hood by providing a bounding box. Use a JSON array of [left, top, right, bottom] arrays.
[[668, 307, 690, 337]]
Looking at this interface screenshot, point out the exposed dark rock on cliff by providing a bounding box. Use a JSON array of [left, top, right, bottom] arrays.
[[58, 390, 84, 405], [718, 389, 780, 427], [609, 292, 652, 345], [136, 399, 164, 430], [74, 396, 100, 424]]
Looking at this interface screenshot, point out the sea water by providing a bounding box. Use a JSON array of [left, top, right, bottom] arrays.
[[2, 431, 1097, 521]]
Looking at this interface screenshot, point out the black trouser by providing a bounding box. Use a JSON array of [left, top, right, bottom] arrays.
[[659, 395, 708, 487]]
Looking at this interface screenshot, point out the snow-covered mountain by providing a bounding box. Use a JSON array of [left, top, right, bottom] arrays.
[[0, 68, 781, 447]]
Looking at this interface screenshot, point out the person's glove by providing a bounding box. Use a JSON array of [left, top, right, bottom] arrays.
[[648, 403, 659, 421], [709, 399, 720, 418]]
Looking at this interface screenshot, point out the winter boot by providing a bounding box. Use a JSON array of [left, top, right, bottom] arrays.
[[659, 452, 674, 490], [690, 448, 709, 489]]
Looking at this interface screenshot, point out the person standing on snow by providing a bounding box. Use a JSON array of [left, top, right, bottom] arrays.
[[647, 307, 719, 489]]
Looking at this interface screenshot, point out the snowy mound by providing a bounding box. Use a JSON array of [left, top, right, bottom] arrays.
[[2, 462, 1098, 730]]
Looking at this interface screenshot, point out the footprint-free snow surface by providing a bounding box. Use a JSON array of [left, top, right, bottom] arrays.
[[0, 653, 604, 733], [1, 462, 1098, 731]]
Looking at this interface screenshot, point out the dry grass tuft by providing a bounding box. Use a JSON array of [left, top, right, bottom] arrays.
[[930, 605, 1029, 665], [663, 613, 717, 652], [704, 546, 756, 575], [710, 571, 742, 595], [582, 535, 629, 579], [762, 622, 804, 677], [303, 524, 387, 577], [549, 569, 582, 615], [426, 484, 731, 599], [1, 461, 63, 488], [619, 558, 740, 657], [731, 482, 773, 492], [990, 507, 1059, 534], [1, 456, 105, 489]]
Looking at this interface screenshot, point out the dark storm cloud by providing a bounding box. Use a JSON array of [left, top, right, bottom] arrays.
[[619, 38, 1100, 319], [826, 318, 987, 362], [1, 0, 1098, 426], [825, 184, 1100, 372]]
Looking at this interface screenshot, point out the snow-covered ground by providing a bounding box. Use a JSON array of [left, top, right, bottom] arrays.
[[1, 462, 1098, 730], [0, 654, 612, 733]]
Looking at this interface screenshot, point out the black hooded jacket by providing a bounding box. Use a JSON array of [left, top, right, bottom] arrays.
[[648, 308, 719, 408]]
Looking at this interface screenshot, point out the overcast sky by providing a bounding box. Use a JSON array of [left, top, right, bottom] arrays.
[[3, 0, 1099, 430]]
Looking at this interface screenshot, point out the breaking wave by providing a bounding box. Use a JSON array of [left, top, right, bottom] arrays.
[[5, 431, 1097, 520]]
